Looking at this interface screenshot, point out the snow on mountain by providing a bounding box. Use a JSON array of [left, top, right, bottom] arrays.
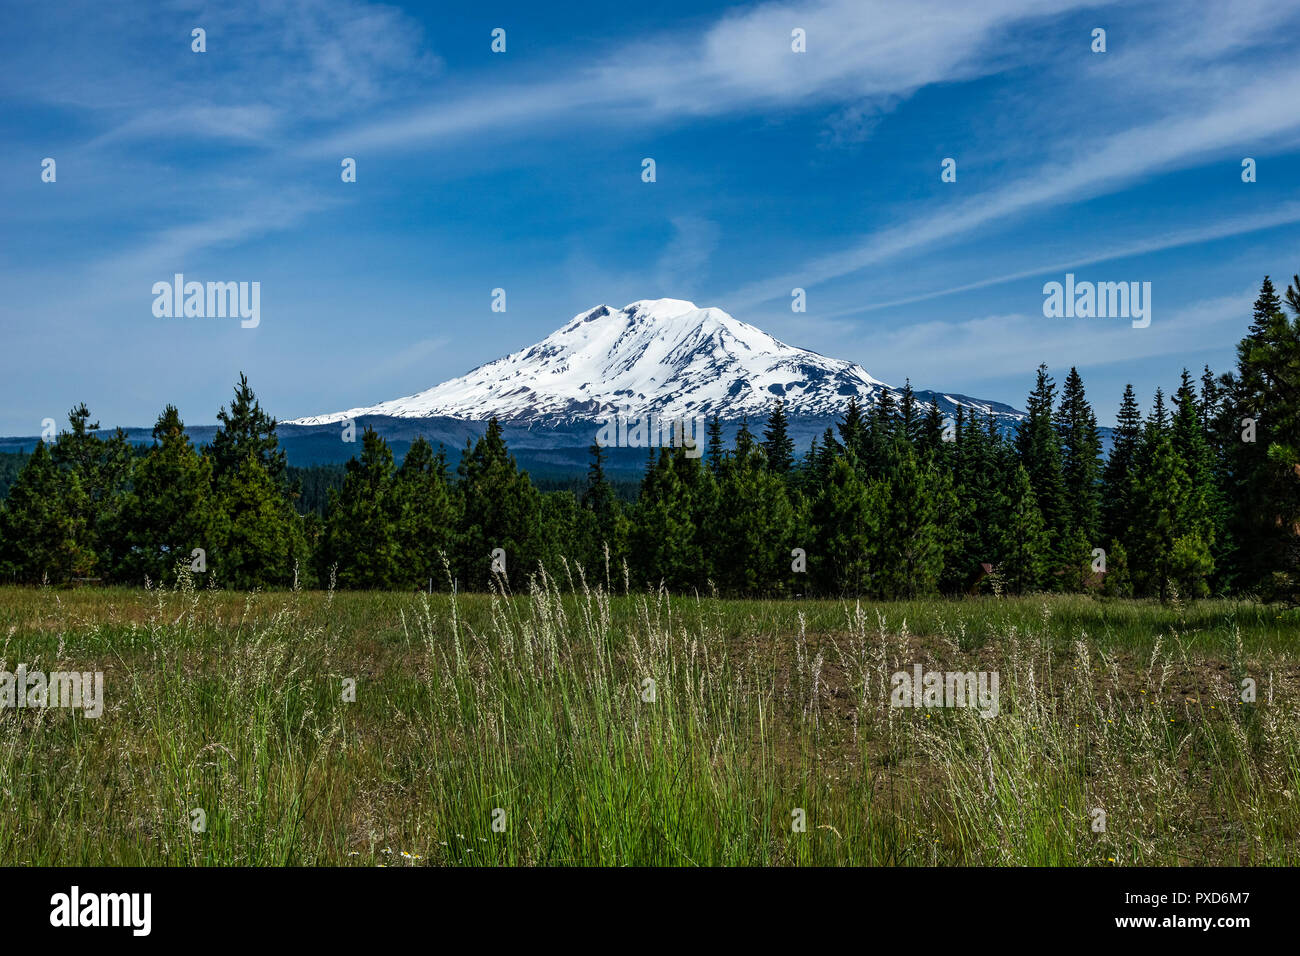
[[288, 299, 1021, 426]]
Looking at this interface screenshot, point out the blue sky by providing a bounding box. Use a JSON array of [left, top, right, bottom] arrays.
[[3, 0, 1300, 434]]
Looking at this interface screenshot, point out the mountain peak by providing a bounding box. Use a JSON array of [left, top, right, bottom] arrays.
[[288, 300, 1017, 427]]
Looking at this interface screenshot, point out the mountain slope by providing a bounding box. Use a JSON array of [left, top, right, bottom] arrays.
[[288, 298, 1022, 426]]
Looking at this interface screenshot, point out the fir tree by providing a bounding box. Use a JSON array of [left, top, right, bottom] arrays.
[[707, 442, 796, 593], [872, 441, 947, 598], [1102, 384, 1143, 546], [456, 418, 543, 590], [632, 447, 703, 591], [210, 373, 287, 486], [1129, 432, 1192, 601], [706, 415, 726, 474], [393, 436, 456, 589], [578, 441, 627, 583], [898, 379, 920, 445], [762, 400, 795, 476], [212, 451, 300, 590], [999, 463, 1049, 594], [1015, 364, 1068, 572], [1055, 367, 1102, 548], [809, 455, 874, 596], [110, 406, 216, 586], [0, 442, 79, 583], [837, 397, 867, 459]]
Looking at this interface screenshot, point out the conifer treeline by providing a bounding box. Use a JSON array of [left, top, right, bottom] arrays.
[[2, 276, 1297, 601]]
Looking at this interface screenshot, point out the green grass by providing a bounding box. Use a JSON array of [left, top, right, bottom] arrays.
[[1, 573, 1297, 865]]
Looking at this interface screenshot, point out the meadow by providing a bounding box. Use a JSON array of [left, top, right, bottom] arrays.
[[1, 569, 1298, 866]]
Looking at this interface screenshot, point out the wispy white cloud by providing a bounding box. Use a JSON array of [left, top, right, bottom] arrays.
[[2, 0, 440, 145], [858, 292, 1252, 386], [725, 67, 1300, 309], [302, 0, 1088, 155], [818, 203, 1300, 319]]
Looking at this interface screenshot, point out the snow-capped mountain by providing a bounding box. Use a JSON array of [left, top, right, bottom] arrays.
[[289, 298, 1022, 426]]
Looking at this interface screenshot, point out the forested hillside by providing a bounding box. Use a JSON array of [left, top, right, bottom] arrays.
[[2, 275, 1297, 601]]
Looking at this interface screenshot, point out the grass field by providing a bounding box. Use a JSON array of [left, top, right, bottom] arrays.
[[2, 570, 1298, 866]]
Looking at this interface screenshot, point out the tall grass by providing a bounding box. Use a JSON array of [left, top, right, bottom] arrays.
[[0, 571, 1297, 865]]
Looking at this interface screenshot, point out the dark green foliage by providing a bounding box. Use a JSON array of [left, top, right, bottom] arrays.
[[290, 464, 347, 516], [1102, 384, 1142, 547], [322, 429, 404, 589], [0, 443, 80, 583], [706, 442, 796, 594], [212, 452, 303, 591], [870, 441, 947, 598], [7, 278, 1297, 601], [808, 455, 874, 595], [455, 418, 543, 590], [632, 447, 704, 592], [1016, 365, 1068, 573], [0, 451, 27, 500], [210, 372, 287, 486], [1055, 367, 1102, 548], [109, 406, 216, 586], [1000, 463, 1049, 594], [393, 437, 458, 589], [1213, 275, 1300, 601], [762, 400, 795, 476], [577, 442, 628, 583]]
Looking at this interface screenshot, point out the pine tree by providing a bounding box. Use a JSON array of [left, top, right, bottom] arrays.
[[898, 379, 920, 445], [815, 426, 841, 484], [809, 454, 874, 595], [324, 429, 402, 588], [393, 436, 457, 589], [871, 440, 947, 598], [1102, 384, 1142, 546], [795, 434, 821, 497], [837, 397, 867, 460], [1286, 273, 1300, 319], [212, 451, 299, 590], [707, 442, 796, 594], [456, 418, 543, 590], [0, 442, 79, 583], [735, 419, 757, 459], [706, 415, 726, 475], [945, 406, 999, 593], [537, 490, 581, 585], [874, 388, 896, 429], [110, 406, 216, 586], [1217, 275, 1300, 599], [210, 373, 288, 486], [50, 404, 132, 576], [1129, 432, 1191, 601], [1055, 367, 1102, 553], [632, 447, 703, 591], [920, 400, 946, 462], [999, 463, 1049, 594], [1016, 364, 1068, 573], [1200, 365, 1221, 433], [1248, 276, 1283, 341], [1171, 370, 1215, 547], [671, 441, 719, 587], [578, 441, 627, 583], [762, 400, 795, 476]]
